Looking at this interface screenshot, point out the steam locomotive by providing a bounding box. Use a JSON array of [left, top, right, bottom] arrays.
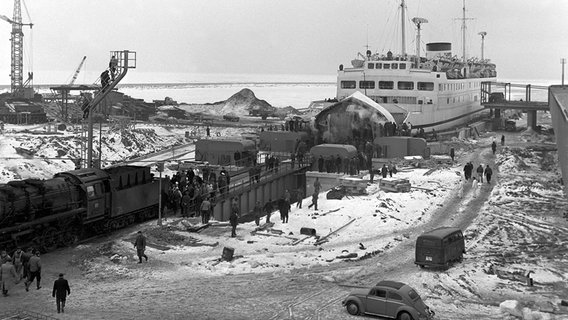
[[0, 165, 163, 252]]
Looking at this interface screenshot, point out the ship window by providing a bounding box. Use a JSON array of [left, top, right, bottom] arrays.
[[418, 82, 434, 91], [399, 63, 406, 69], [418, 100, 423, 104], [436, 74, 440, 78], [359, 81, 375, 89], [474, 95, 478, 101], [398, 81, 414, 90], [368, 63, 375, 69], [383, 64, 391, 69], [447, 98, 450, 104], [392, 63, 398, 70], [439, 84, 443, 91], [379, 81, 394, 89], [341, 81, 356, 89], [376, 63, 382, 69]]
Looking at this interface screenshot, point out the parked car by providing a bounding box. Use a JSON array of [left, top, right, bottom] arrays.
[[342, 280, 435, 319], [415, 227, 465, 269]]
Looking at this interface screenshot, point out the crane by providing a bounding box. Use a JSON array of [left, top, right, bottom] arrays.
[[69, 56, 87, 85], [0, 0, 33, 94]]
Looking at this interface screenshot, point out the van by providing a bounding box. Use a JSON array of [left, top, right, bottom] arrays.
[[415, 227, 465, 269]]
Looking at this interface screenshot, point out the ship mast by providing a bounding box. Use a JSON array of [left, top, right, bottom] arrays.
[[401, 0, 406, 56], [412, 17, 428, 68], [462, 0, 466, 62]]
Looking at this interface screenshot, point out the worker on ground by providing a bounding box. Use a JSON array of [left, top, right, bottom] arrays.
[[134, 231, 148, 264], [200, 197, 212, 224], [476, 164, 484, 183], [52, 273, 70, 314], [307, 191, 318, 211], [253, 200, 262, 226], [263, 199, 273, 224], [230, 201, 240, 237], [25, 250, 41, 291], [1, 257, 19, 296]]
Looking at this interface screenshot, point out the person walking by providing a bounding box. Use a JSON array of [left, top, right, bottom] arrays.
[[471, 177, 479, 198], [484, 165, 493, 184], [229, 202, 240, 237], [109, 55, 118, 81], [12, 248, 23, 280], [307, 192, 318, 211], [457, 179, 465, 199], [491, 140, 497, 155], [279, 198, 290, 223], [1, 257, 19, 296], [25, 250, 41, 291], [200, 197, 212, 224], [313, 178, 321, 195], [21, 247, 32, 280], [134, 231, 148, 264], [381, 164, 388, 178], [253, 200, 262, 226], [296, 186, 304, 209], [501, 134, 505, 146], [476, 164, 484, 183], [52, 273, 70, 313], [263, 199, 273, 224], [450, 147, 455, 162]]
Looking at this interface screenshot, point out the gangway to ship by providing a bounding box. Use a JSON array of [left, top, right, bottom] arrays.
[[481, 81, 550, 130]]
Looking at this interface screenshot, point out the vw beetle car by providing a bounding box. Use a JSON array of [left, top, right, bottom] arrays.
[[342, 280, 434, 320]]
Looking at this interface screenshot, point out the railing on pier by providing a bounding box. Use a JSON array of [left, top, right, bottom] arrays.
[[481, 81, 549, 106]]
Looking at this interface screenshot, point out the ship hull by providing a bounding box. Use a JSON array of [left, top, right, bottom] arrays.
[[336, 65, 495, 131]]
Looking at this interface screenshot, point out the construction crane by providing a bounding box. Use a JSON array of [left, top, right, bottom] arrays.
[[0, 0, 33, 94], [69, 56, 87, 85]]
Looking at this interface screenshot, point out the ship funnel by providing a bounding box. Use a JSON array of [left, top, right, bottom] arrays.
[[426, 42, 452, 59]]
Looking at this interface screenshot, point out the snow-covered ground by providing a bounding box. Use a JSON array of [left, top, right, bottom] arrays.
[[2, 113, 568, 319]]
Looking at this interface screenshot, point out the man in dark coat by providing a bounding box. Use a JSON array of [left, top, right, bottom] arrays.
[[307, 192, 318, 211], [230, 202, 240, 237], [134, 231, 148, 263], [253, 200, 262, 226], [491, 141, 497, 154], [263, 199, 273, 224], [476, 164, 484, 183], [484, 165, 493, 184], [279, 198, 290, 223], [381, 164, 388, 178], [52, 273, 70, 313]]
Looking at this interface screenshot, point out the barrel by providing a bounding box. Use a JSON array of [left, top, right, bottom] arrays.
[[300, 227, 317, 236]]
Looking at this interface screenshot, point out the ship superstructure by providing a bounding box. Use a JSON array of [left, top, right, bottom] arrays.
[[336, 0, 496, 130]]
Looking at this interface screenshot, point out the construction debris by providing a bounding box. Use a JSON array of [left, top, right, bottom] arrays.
[[379, 178, 411, 192], [314, 218, 357, 246]]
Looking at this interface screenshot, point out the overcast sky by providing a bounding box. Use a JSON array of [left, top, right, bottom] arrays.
[[0, 0, 566, 85]]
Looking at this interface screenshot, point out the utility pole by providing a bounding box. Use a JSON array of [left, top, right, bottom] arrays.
[[562, 58, 566, 86]]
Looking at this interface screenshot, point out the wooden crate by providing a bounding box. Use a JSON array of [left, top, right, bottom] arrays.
[[379, 178, 411, 192]]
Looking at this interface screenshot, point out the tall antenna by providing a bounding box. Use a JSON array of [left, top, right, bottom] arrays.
[[478, 31, 487, 60], [412, 17, 428, 68], [456, 0, 474, 62], [400, 0, 406, 56]]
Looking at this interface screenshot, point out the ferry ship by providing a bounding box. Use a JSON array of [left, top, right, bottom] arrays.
[[336, 0, 497, 131]]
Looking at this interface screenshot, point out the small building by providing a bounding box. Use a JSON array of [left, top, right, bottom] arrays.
[[195, 138, 258, 167]]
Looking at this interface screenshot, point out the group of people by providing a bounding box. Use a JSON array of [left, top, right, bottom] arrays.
[[162, 167, 230, 223], [0, 248, 70, 313], [463, 162, 493, 184]]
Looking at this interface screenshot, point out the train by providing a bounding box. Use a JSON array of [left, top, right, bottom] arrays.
[[0, 165, 163, 253]]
